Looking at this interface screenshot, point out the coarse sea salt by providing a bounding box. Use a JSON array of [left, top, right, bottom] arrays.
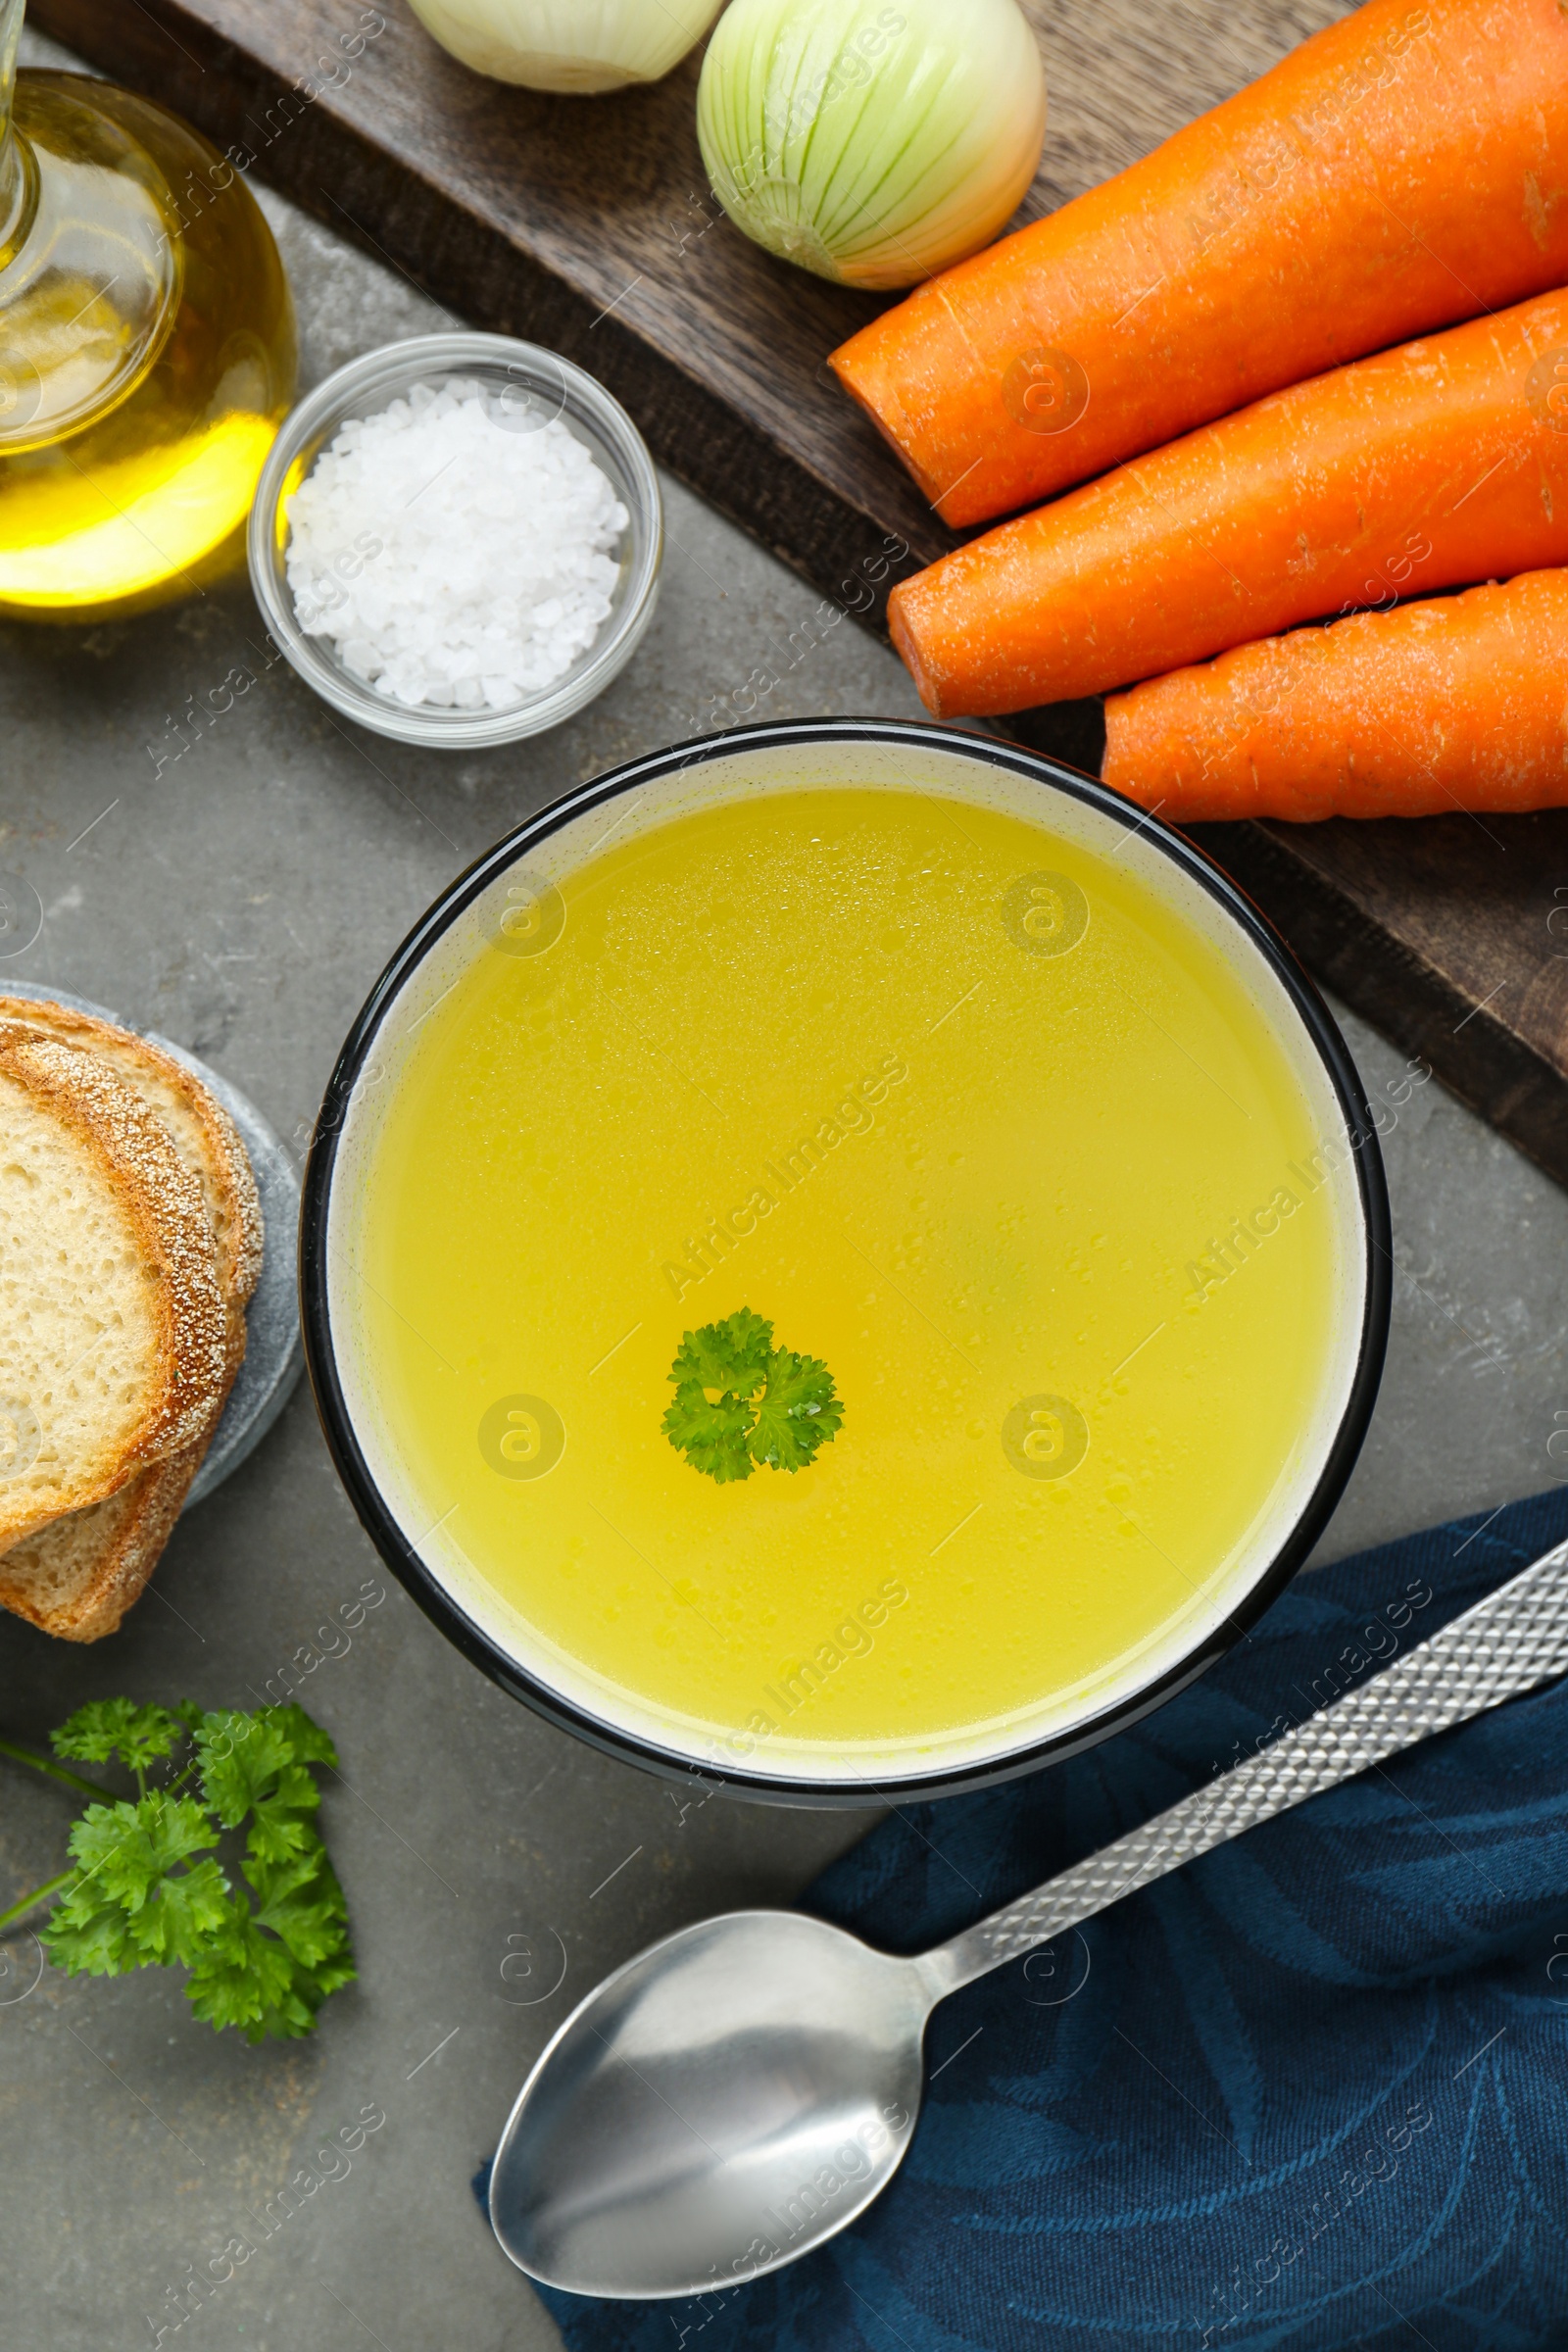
[[284, 378, 629, 713]]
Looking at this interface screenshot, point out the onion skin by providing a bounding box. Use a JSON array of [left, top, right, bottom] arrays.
[[697, 0, 1047, 290], [405, 0, 725, 91]]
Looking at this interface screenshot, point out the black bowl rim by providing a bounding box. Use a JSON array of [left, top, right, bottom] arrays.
[[299, 717, 1392, 1809]]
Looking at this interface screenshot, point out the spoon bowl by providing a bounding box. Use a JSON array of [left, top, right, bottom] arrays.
[[488, 1910, 930, 2299]]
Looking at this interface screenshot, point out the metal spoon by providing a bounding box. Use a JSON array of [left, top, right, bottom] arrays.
[[490, 1537, 1568, 2301]]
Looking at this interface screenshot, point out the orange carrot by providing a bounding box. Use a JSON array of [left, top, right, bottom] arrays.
[[887, 288, 1568, 718], [831, 0, 1568, 530], [1102, 568, 1568, 821]]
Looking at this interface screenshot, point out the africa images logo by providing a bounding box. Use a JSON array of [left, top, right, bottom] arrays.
[[478, 1395, 566, 1480]]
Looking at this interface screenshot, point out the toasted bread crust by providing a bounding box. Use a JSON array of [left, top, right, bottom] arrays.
[[0, 1336, 239, 1642], [0, 1025, 227, 1546], [0, 999, 264, 1308], [0, 1446, 203, 1641]]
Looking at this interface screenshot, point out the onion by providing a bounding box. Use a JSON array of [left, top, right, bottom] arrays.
[[696, 0, 1047, 289], [404, 0, 725, 92]]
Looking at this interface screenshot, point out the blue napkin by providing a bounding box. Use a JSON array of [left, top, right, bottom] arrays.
[[533, 1489, 1568, 2352]]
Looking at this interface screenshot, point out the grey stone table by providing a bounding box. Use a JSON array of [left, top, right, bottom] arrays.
[[4, 34, 1568, 2352]]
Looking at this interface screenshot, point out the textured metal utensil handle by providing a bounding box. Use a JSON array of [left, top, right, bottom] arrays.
[[928, 1538, 1568, 1996]]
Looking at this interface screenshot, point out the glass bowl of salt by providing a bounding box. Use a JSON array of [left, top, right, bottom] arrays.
[[248, 333, 662, 748]]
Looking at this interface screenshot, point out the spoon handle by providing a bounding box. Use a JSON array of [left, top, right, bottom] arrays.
[[927, 1536, 1568, 1996]]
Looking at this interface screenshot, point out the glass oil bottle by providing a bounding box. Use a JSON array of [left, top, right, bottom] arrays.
[[0, 0, 296, 619]]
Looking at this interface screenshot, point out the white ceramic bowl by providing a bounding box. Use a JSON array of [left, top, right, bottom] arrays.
[[301, 721, 1391, 1803]]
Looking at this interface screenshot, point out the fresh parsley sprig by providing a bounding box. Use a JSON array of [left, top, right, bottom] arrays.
[[662, 1309, 844, 1483], [0, 1698, 354, 2043]]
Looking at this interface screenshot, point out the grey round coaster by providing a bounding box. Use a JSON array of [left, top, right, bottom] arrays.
[[0, 981, 303, 1509]]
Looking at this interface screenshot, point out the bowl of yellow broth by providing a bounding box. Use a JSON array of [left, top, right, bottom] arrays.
[[301, 721, 1390, 1801]]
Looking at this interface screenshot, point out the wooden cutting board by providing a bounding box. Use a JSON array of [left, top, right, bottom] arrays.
[[29, 0, 1568, 1185]]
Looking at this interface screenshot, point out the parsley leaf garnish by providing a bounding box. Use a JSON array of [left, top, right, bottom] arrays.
[[669, 1306, 773, 1396], [0, 1699, 355, 2044], [662, 1385, 756, 1483], [662, 1310, 844, 1483], [749, 1346, 844, 1472]]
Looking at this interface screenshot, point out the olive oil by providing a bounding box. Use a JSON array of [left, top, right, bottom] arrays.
[[0, 10, 295, 619], [344, 784, 1347, 1775]]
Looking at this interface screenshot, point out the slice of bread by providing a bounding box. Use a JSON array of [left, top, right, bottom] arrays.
[[0, 1004, 264, 1640], [0, 1024, 227, 1549], [0, 1443, 205, 1642], [0, 998, 263, 1320]]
